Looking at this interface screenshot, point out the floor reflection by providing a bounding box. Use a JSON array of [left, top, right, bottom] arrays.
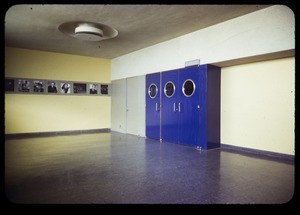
[[5, 132, 294, 204]]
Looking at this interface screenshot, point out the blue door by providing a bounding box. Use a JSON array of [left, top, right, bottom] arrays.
[[161, 69, 180, 143], [147, 65, 219, 150], [146, 73, 161, 140], [178, 66, 207, 148]]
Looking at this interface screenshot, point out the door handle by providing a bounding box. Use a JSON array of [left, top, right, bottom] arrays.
[[173, 102, 176, 112], [156, 102, 160, 111], [178, 102, 181, 113]]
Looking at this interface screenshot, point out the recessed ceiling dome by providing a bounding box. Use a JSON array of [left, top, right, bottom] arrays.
[[59, 21, 118, 42]]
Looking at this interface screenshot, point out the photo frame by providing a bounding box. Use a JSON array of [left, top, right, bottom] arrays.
[[73, 83, 87, 94], [60, 82, 71, 94], [89, 83, 98, 95], [33, 80, 45, 93], [5, 79, 15, 92], [18, 79, 30, 92], [47, 81, 58, 93], [101, 84, 108, 95]]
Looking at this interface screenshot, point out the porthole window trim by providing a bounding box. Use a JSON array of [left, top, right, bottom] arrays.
[[148, 83, 158, 99], [164, 81, 176, 98], [182, 79, 196, 97]]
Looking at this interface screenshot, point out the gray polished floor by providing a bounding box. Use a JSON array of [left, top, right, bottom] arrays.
[[5, 132, 294, 204]]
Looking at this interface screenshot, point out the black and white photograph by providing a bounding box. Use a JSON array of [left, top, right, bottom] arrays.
[[89, 84, 98, 94], [74, 83, 87, 94], [18, 79, 30, 92], [5, 79, 15, 92], [101, 84, 108, 95], [33, 80, 45, 93], [60, 82, 71, 94], [47, 81, 58, 93]]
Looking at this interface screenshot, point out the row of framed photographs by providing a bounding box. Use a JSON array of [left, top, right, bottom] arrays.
[[5, 78, 111, 96]]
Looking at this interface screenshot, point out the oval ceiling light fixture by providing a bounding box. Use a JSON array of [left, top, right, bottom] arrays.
[[75, 24, 103, 41], [58, 21, 118, 42]]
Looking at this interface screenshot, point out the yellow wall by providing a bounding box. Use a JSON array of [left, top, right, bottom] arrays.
[[5, 47, 111, 134], [221, 57, 295, 155]]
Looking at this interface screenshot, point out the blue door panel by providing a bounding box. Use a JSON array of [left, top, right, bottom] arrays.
[[198, 65, 208, 149], [146, 73, 161, 140], [161, 69, 179, 143], [178, 66, 202, 147]]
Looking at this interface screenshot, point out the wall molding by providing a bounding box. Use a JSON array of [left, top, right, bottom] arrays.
[[221, 143, 294, 162], [5, 128, 111, 139]]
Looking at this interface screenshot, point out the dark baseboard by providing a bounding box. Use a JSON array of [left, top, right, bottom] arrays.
[[5, 128, 111, 139], [221, 143, 294, 162]]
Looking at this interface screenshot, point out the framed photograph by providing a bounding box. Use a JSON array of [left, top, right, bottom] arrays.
[[60, 82, 71, 94], [33, 80, 45, 93], [18, 79, 30, 92], [5, 79, 15, 92], [47, 81, 58, 93], [101, 84, 108, 95], [73, 83, 87, 94], [89, 83, 98, 95]]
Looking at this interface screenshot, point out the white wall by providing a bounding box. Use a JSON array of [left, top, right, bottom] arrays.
[[221, 57, 295, 155], [112, 5, 294, 80]]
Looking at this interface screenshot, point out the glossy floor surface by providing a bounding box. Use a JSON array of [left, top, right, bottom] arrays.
[[5, 132, 294, 204]]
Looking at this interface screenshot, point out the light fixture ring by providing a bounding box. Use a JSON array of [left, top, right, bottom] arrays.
[[58, 21, 118, 41]]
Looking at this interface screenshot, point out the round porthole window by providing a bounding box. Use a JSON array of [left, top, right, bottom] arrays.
[[148, 83, 158, 98], [182, 79, 195, 97], [164, 81, 175, 98]]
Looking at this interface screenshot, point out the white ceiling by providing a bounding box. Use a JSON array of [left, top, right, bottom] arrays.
[[5, 4, 271, 59]]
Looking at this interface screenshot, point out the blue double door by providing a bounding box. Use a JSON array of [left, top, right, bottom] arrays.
[[146, 66, 207, 148]]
